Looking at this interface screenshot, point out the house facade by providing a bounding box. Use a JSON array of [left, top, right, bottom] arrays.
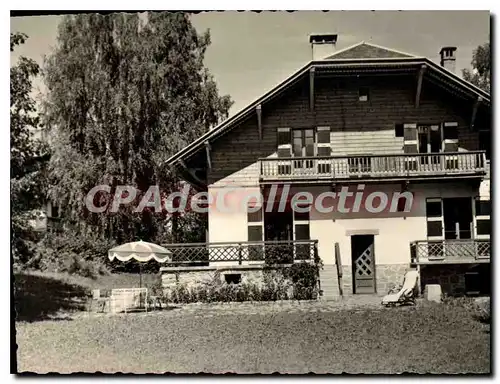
[[166, 37, 491, 300]]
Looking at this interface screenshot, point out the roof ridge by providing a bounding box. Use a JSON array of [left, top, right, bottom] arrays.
[[326, 41, 365, 58], [361, 41, 417, 58]]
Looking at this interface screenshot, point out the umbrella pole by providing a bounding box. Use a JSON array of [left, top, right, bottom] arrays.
[[139, 263, 142, 288]]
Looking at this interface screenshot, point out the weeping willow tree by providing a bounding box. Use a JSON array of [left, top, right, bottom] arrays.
[[44, 12, 232, 244]]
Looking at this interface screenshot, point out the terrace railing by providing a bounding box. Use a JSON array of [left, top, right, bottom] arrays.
[[260, 151, 487, 181], [410, 239, 490, 264], [162, 240, 319, 265]]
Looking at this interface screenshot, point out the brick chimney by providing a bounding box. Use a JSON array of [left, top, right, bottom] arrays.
[[439, 46, 457, 74], [310, 34, 338, 61]]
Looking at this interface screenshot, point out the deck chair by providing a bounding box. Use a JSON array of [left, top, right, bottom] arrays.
[[382, 270, 419, 307]]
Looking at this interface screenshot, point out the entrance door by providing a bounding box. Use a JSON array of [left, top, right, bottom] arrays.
[[351, 235, 376, 294]]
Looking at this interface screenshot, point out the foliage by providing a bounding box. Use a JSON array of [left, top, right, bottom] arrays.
[[162, 264, 321, 304], [43, 12, 232, 246], [462, 42, 490, 93], [11, 32, 50, 267], [285, 262, 320, 300], [31, 231, 114, 277], [441, 295, 491, 324]]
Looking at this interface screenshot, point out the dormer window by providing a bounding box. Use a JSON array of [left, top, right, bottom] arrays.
[[359, 87, 369, 102]]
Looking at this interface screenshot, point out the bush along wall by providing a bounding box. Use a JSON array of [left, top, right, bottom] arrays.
[[162, 262, 322, 304]]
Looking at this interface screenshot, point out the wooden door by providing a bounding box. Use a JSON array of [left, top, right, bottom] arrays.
[[351, 235, 376, 294]]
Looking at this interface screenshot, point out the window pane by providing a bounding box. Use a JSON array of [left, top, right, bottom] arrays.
[[317, 146, 331, 156], [293, 140, 302, 157], [294, 210, 310, 221], [317, 130, 330, 143], [248, 226, 263, 241], [426, 201, 442, 217], [443, 125, 458, 140], [475, 200, 491, 216], [277, 130, 290, 145], [305, 143, 314, 157], [247, 207, 262, 223], [304, 129, 314, 139], [427, 221, 443, 237], [476, 219, 491, 235], [404, 127, 417, 141], [293, 130, 302, 139], [295, 224, 310, 240]]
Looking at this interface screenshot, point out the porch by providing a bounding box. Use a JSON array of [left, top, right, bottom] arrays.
[[259, 151, 487, 183], [410, 239, 490, 264]]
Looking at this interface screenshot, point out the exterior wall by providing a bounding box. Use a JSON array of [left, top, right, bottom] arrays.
[[207, 74, 484, 187]]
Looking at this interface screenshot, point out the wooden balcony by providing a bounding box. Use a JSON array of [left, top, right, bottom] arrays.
[[410, 239, 490, 265], [162, 240, 319, 266], [259, 151, 487, 183]]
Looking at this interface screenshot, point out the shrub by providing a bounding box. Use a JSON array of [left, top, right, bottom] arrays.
[[473, 299, 490, 324], [161, 265, 322, 304]]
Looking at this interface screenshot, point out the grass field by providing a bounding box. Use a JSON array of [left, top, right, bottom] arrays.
[[15, 303, 490, 374]]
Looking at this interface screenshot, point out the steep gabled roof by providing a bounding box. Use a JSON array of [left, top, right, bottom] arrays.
[[326, 41, 416, 59], [167, 43, 490, 167]]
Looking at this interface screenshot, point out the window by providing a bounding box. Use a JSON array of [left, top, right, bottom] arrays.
[[224, 274, 241, 285], [395, 124, 404, 138], [426, 201, 442, 217], [476, 219, 491, 235], [277, 129, 290, 146], [475, 200, 491, 216], [427, 221, 443, 237], [293, 129, 315, 157], [294, 210, 310, 222], [479, 130, 491, 160], [248, 226, 263, 242], [247, 206, 263, 223], [359, 87, 369, 102]]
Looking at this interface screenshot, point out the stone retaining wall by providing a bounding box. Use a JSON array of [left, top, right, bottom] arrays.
[[161, 264, 293, 292], [420, 264, 490, 296], [340, 263, 409, 296]]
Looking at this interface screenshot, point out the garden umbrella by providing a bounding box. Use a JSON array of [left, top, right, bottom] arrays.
[[108, 240, 172, 287]]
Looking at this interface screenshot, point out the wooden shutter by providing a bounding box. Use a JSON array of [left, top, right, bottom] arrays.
[[277, 128, 291, 157], [426, 198, 444, 259], [277, 128, 292, 175], [443, 122, 458, 152], [403, 123, 418, 170], [403, 123, 418, 153], [316, 126, 331, 174]]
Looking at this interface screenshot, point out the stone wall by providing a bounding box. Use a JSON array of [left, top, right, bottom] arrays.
[[340, 263, 409, 296], [161, 264, 288, 292], [420, 264, 490, 296]]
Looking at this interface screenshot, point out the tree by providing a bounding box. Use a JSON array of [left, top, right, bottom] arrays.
[[11, 32, 49, 266], [43, 12, 232, 245], [462, 42, 490, 93]]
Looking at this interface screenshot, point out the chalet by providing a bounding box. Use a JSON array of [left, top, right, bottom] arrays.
[[164, 35, 491, 300]]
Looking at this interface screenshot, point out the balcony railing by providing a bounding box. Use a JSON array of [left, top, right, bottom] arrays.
[[410, 239, 490, 264], [162, 240, 319, 265], [260, 151, 487, 181]]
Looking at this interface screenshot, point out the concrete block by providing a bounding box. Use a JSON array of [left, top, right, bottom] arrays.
[[424, 284, 442, 303]]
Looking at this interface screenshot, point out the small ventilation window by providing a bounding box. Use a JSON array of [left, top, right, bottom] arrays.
[[224, 274, 242, 285], [359, 87, 369, 102]]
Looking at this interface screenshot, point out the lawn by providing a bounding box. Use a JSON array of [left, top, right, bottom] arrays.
[[15, 303, 490, 374]]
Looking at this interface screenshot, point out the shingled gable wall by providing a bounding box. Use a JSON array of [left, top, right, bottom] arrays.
[[207, 74, 481, 188]]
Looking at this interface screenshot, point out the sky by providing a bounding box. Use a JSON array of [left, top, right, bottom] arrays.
[[10, 11, 490, 116]]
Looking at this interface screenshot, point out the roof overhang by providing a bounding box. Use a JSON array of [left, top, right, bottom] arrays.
[[167, 57, 490, 166]]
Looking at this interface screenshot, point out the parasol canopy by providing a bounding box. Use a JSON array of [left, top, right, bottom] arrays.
[[108, 240, 172, 263]]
